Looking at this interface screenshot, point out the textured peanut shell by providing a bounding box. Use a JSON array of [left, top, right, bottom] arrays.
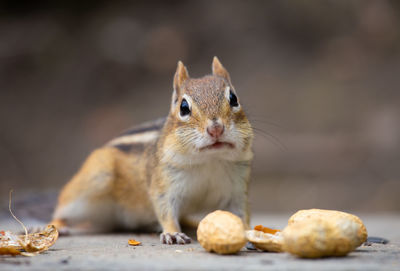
[[246, 230, 284, 252], [283, 209, 368, 258], [197, 210, 247, 254], [288, 209, 368, 247]]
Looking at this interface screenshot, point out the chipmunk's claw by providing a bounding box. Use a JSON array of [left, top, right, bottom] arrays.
[[160, 232, 191, 244]]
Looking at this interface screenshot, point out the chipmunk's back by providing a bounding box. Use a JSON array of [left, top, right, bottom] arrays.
[[106, 117, 165, 154]]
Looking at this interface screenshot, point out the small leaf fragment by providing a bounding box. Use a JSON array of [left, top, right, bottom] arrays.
[[254, 225, 280, 235], [128, 239, 141, 246]]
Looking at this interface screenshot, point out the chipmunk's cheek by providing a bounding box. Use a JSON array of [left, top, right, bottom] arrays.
[[185, 129, 207, 152]]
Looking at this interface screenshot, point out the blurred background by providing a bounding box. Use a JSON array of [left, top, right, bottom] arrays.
[[0, 0, 399, 217]]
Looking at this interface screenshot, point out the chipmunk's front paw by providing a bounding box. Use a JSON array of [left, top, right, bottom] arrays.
[[160, 232, 191, 244]]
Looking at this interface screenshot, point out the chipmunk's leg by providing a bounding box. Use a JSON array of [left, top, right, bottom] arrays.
[[180, 217, 199, 230], [150, 187, 191, 244], [224, 199, 250, 229], [51, 148, 117, 235], [225, 178, 250, 229]]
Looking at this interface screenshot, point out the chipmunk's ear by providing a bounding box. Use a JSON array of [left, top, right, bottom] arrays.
[[173, 61, 189, 95], [212, 56, 231, 83], [172, 61, 189, 107]]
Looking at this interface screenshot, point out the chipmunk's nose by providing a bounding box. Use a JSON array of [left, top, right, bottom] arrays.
[[207, 119, 224, 139]]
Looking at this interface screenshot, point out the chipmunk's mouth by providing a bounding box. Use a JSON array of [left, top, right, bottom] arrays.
[[199, 141, 235, 151]]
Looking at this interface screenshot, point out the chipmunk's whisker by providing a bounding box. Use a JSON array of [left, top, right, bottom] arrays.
[[252, 126, 287, 151]]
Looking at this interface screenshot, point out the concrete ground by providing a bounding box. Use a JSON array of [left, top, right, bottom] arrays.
[[1, 213, 399, 271]]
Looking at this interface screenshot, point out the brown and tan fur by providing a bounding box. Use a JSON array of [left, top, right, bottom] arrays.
[[51, 57, 254, 244]]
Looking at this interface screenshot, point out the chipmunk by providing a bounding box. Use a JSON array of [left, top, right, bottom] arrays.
[[51, 57, 254, 244]]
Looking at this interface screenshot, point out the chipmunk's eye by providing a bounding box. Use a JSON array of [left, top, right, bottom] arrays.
[[229, 91, 239, 107], [180, 98, 191, 116]]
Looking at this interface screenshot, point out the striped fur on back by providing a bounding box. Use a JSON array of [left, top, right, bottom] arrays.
[[107, 117, 165, 153]]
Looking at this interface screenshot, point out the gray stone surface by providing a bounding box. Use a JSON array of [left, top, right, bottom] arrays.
[[1, 213, 399, 271]]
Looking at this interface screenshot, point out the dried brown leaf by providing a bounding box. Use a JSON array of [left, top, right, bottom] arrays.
[[0, 191, 59, 256], [0, 225, 59, 256]]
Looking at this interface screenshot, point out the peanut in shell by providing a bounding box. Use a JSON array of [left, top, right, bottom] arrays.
[[283, 209, 368, 258], [197, 210, 247, 254], [288, 209, 368, 247]]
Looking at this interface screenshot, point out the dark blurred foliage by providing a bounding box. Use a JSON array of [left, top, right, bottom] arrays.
[[0, 0, 399, 212]]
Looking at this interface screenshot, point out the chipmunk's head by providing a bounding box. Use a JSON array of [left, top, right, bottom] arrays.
[[162, 57, 253, 164]]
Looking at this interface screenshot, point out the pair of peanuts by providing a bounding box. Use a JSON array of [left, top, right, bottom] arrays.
[[197, 209, 367, 258]]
